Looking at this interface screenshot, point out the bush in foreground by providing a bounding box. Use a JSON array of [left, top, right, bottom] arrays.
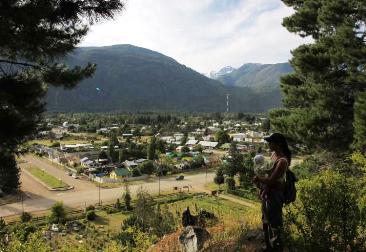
[[284, 170, 365, 251]]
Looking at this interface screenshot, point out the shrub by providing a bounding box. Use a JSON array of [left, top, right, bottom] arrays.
[[131, 168, 141, 177], [50, 141, 60, 148], [86, 210, 96, 221], [20, 212, 32, 222], [225, 176, 235, 191], [123, 185, 132, 210], [11, 223, 36, 242], [284, 170, 363, 251], [139, 161, 155, 175], [49, 202, 66, 224], [116, 226, 156, 251], [86, 205, 95, 211], [214, 168, 225, 188], [0, 218, 7, 242]]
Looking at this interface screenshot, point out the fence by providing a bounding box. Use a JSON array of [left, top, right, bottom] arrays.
[[91, 174, 148, 183]]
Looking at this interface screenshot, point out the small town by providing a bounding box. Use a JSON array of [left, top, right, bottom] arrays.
[[1, 0, 365, 251]]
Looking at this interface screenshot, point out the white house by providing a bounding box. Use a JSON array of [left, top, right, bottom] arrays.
[[124, 160, 138, 169], [185, 139, 198, 146], [198, 141, 218, 149], [232, 133, 246, 142]]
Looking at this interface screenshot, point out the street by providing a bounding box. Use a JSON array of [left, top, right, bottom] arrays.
[[0, 155, 215, 217]]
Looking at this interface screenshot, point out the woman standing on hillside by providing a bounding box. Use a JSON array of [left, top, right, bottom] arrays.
[[253, 133, 291, 252]]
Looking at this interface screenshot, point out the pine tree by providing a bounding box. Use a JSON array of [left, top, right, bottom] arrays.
[[147, 137, 156, 160], [0, 151, 19, 194], [0, 0, 124, 193], [270, 0, 366, 152], [353, 92, 366, 152]]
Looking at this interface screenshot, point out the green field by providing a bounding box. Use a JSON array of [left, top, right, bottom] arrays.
[[27, 166, 68, 189]]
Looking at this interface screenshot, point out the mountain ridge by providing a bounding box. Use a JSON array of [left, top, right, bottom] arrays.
[[46, 45, 282, 113]]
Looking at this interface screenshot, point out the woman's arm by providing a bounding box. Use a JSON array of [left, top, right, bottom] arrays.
[[257, 159, 287, 186]]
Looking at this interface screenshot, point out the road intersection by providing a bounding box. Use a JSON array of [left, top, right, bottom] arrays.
[[0, 155, 215, 217]]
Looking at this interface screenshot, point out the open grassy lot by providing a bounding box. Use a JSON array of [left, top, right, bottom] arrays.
[[166, 194, 261, 228], [26, 166, 69, 189]]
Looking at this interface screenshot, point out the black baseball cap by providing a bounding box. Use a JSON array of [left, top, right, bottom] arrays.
[[264, 133, 287, 144]]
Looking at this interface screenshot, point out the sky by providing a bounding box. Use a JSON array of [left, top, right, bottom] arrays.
[[81, 0, 311, 73]]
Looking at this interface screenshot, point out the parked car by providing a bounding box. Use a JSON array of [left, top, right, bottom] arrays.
[[176, 175, 184, 180]]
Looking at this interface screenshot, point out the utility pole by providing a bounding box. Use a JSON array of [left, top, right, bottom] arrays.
[[158, 166, 161, 196], [226, 94, 230, 113], [21, 190, 24, 213], [98, 182, 101, 206]]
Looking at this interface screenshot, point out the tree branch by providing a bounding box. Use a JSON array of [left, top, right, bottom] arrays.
[[0, 59, 41, 69]]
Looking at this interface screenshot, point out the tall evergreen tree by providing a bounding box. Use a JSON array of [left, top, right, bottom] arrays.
[[147, 136, 156, 160], [353, 92, 366, 152], [270, 0, 366, 152], [0, 0, 124, 193]]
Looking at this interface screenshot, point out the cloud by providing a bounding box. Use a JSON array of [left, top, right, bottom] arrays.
[[81, 0, 311, 73]]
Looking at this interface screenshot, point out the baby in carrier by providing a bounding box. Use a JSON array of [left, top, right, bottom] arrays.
[[253, 154, 271, 199]]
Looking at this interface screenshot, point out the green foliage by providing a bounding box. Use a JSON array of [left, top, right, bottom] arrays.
[[291, 153, 330, 180], [350, 151, 366, 173], [0, 218, 7, 244], [85, 205, 95, 211], [270, 0, 366, 153], [131, 168, 141, 177], [49, 202, 66, 224], [224, 142, 244, 177], [109, 132, 119, 147], [20, 212, 32, 223], [284, 170, 364, 251], [139, 161, 155, 175], [353, 92, 366, 152], [214, 168, 225, 188], [6, 231, 52, 252], [225, 177, 235, 191], [0, 152, 20, 194], [181, 146, 190, 153], [49, 141, 60, 148], [193, 144, 203, 153], [239, 152, 255, 187], [0, 0, 124, 196], [123, 185, 132, 210], [98, 150, 108, 160], [46, 45, 281, 113], [147, 137, 157, 160], [11, 223, 36, 243], [115, 226, 156, 251], [108, 144, 118, 163], [261, 118, 270, 132], [86, 210, 96, 221], [122, 189, 175, 238], [191, 155, 205, 169], [215, 130, 231, 146], [119, 149, 128, 163]]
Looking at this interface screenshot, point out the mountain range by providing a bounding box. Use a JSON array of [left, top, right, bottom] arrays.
[[46, 45, 291, 113], [215, 63, 292, 90]]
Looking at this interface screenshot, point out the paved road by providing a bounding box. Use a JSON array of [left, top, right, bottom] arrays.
[[0, 156, 215, 217], [22, 155, 95, 192]]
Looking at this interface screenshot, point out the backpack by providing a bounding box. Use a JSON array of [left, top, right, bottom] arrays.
[[283, 169, 297, 205]]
